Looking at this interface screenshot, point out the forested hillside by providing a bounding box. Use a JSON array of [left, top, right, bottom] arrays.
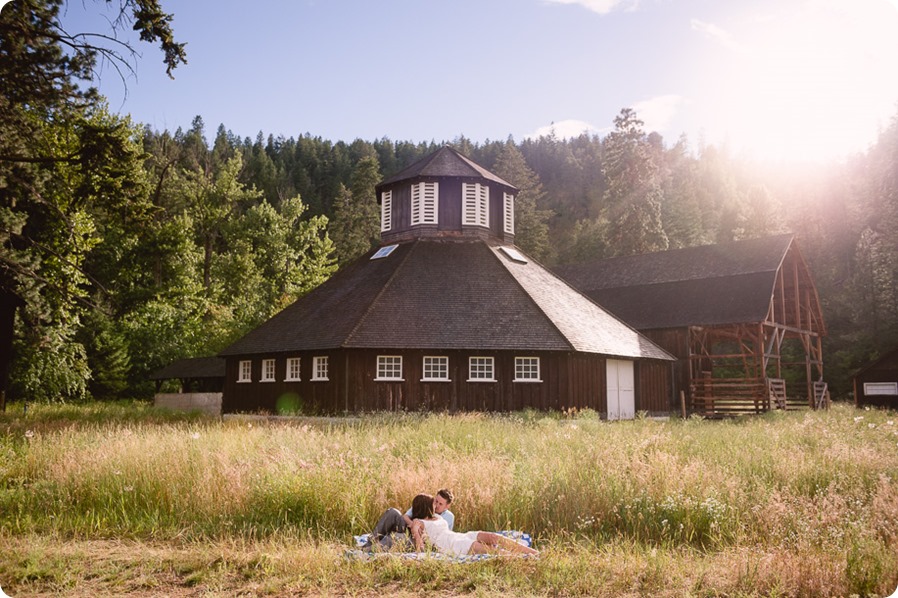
[[7, 105, 897, 403], [2, 2, 896, 404]]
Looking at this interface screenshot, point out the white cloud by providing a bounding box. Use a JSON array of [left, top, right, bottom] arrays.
[[525, 119, 603, 140], [630, 95, 687, 134], [690, 18, 746, 53], [543, 0, 637, 15]]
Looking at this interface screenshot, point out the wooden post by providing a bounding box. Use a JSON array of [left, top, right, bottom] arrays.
[[680, 390, 686, 419]]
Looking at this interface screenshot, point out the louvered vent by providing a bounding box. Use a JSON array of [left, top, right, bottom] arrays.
[[411, 181, 438, 226], [503, 192, 514, 235], [380, 190, 392, 232], [462, 182, 489, 227]]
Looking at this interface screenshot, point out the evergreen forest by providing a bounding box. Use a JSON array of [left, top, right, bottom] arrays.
[[2, 0, 897, 405]]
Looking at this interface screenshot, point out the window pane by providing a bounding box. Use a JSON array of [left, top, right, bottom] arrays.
[[313, 356, 329, 380], [239, 360, 252, 382], [515, 357, 540, 380], [469, 357, 494, 380], [287, 358, 300, 381], [262, 359, 275, 381], [423, 356, 448, 380], [377, 356, 402, 379]]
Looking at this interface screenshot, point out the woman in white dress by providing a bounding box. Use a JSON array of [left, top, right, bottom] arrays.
[[408, 493, 538, 556]]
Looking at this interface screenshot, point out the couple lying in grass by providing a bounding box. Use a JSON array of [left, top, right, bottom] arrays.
[[364, 490, 538, 557]]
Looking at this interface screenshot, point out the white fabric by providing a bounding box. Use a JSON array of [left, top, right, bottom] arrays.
[[405, 507, 454, 530], [420, 517, 479, 556]]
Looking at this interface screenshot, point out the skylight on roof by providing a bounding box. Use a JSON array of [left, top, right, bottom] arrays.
[[499, 246, 528, 264], [370, 244, 399, 260]]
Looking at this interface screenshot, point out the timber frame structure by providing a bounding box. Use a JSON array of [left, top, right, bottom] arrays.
[[557, 235, 828, 416]]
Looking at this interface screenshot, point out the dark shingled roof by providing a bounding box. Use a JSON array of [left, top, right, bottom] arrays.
[[555, 235, 795, 330], [378, 146, 516, 189], [149, 356, 225, 380], [219, 239, 673, 361]]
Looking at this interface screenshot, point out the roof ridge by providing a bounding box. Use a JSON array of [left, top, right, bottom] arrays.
[[486, 243, 575, 351], [573, 233, 794, 267], [343, 241, 418, 347], [487, 244, 672, 358]]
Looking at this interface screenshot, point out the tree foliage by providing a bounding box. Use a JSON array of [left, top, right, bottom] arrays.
[[329, 156, 381, 266], [4, 2, 897, 403], [491, 141, 555, 262]]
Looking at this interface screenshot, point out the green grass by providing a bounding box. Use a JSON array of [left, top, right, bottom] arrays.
[[1, 401, 897, 596]]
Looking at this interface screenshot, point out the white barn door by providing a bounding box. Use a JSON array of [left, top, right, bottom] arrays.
[[606, 359, 635, 420]]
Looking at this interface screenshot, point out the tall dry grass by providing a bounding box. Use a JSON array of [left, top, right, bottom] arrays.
[[1, 402, 896, 595]]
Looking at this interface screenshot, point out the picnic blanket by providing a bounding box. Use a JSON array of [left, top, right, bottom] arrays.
[[346, 530, 534, 563]]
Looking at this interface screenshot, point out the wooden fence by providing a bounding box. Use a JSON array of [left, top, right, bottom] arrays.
[[691, 377, 809, 417]]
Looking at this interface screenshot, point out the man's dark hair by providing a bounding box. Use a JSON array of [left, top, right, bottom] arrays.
[[436, 488, 454, 504]]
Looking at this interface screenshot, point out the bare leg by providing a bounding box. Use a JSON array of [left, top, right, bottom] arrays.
[[469, 532, 538, 555]]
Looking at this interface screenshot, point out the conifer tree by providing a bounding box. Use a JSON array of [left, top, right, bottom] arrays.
[[329, 156, 381, 266], [601, 108, 669, 257], [491, 142, 555, 262], [0, 0, 184, 404]]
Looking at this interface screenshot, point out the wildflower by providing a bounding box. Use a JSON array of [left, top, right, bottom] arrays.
[[868, 423, 877, 429], [853, 416, 864, 423], [888, 421, 894, 426], [24, 430, 34, 439], [123, 486, 134, 492], [190, 432, 200, 440]]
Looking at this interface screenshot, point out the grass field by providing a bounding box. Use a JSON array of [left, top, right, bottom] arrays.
[[1, 401, 896, 597]]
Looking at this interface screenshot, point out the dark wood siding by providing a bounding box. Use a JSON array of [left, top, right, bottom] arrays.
[[379, 178, 514, 245], [854, 349, 898, 409], [222, 351, 341, 414], [224, 350, 672, 416], [642, 328, 689, 408], [636, 359, 673, 414]]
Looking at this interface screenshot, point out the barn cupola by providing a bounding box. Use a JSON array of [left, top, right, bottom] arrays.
[[375, 146, 518, 245]]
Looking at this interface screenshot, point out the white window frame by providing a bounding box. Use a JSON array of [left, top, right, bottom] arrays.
[[503, 192, 515, 235], [462, 182, 489, 227], [312, 356, 329, 381], [422, 356, 450, 382], [376, 355, 404, 381], [286, 357, 301, 381], [410, 181, 438, 226], [238, 360, 252, 383], [514, 357, 542, 382], [261, 358, 276, 382], [468, 356, 496, 382], [864, 381, 898, 396], [380, 190, 392, 232]]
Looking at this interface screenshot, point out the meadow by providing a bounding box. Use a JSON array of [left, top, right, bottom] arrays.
[[0, 402, 896, 597]]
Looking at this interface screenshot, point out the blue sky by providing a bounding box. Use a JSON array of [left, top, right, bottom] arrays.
[[58, 0, 898, 162]]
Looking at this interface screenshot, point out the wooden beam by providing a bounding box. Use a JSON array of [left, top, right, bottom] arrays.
[[793, 254, 803, 329]]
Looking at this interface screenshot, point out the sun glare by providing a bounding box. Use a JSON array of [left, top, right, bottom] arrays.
[[699, 1, 898, 162]]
